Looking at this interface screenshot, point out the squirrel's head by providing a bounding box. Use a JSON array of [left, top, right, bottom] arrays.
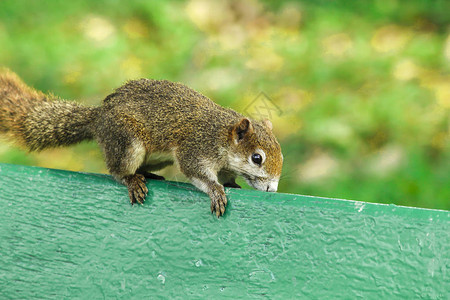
[[228, 118, 283, 192]]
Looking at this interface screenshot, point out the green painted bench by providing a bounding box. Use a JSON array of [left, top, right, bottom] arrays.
[[0, 163, 448, 298]]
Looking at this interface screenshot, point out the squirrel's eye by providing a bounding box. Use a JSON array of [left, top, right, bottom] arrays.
[[251, 153, 262, 165]]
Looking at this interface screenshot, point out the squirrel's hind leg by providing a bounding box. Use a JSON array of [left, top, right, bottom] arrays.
[[100, 135, 149, 204]]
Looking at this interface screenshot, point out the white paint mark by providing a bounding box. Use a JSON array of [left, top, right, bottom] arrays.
[[157, 273, 166, 284], [195, 259, 203, 267], [355, 202, 365, 212]]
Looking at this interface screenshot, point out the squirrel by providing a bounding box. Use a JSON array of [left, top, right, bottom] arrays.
[[0, 70, 283, 217]]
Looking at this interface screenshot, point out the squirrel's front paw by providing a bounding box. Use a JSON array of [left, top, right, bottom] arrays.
[[123, 174, 148, 204], [210, 189, 228, 218]]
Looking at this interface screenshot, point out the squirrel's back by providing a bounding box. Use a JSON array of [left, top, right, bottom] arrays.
[[104, 78, 223, 111], [103, 78, 242, 129], [97, 78, 243, 151]]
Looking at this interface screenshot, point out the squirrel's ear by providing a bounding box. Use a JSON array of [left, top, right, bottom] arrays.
[[263, 119, 273, 131], [232, 118, 252, 143]]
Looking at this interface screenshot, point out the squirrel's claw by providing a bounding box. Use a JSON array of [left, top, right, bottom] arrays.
[[124, 174, 148, 205], [210, 190, 228, 218]]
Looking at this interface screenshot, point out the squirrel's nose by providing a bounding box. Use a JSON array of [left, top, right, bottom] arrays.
[[266, 181, 278, 192]]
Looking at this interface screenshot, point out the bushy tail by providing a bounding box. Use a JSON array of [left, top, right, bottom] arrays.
[[0, 70, 98, 151]]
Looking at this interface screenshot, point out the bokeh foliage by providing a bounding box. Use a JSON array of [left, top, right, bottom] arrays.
[[0, 0, 448, 209]]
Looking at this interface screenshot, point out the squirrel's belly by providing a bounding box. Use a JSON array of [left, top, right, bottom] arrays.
[[145, 150, 175, 165]]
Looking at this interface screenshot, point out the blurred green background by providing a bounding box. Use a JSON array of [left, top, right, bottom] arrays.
[[0, 0, 449, 210]]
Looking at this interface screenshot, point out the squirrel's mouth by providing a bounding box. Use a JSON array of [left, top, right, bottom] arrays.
[[242, 175, 278, 192]]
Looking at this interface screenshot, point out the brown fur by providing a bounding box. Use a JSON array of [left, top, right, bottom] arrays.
[[0, 71, 283, 217], [0, 71, 97, 150]]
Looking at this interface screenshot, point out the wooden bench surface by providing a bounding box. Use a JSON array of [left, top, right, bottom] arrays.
[[0, 163, 448, 298]]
